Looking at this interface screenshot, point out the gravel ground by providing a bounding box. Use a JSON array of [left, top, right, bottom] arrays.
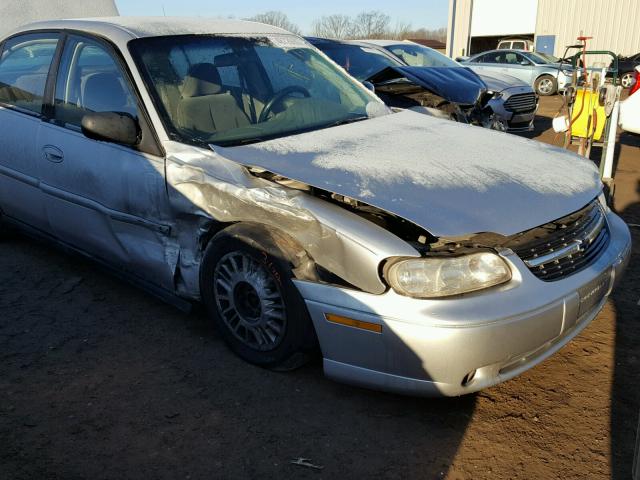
[[1, 96, 639, 480]]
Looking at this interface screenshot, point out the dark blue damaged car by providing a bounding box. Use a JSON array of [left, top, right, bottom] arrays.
[[307, 37, 537, 132]]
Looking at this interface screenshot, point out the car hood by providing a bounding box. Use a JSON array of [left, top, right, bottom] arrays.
[[214, 110, 601, 238], [476, 72, 529, 91], [367, 65, 486, 105]]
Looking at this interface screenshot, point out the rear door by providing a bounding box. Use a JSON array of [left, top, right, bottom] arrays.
[[37, 33, 175, 289], [0, 32, 60, 230], [470, 52, 503, 76]]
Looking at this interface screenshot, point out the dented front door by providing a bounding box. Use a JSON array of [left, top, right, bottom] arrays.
[[36, 35, 175, 289]]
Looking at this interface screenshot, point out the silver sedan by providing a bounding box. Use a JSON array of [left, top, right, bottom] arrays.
[[462, 49, 574, 95], [0, 18, 631, 396]]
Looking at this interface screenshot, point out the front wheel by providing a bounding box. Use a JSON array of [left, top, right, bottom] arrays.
[[535, 75, 557, 96], [620, 71, 634, 89], [200, 225, 317, 370]]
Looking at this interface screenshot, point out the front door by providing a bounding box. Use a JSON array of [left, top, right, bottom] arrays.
[[37, 34, 175, 289], [500, 52, 535, 85]]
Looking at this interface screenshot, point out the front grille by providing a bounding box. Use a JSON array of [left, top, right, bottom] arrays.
[[508, 201, 610, 281], [504, 93, 537, 113]]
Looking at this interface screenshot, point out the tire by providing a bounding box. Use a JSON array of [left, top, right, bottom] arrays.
[[535, 75, 557, 96], [200, 223, 317, 370], [620, 71, 634, 89]]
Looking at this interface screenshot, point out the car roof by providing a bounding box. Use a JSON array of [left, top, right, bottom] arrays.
[[306, 37, 392, 51], [305, 36, 350, 45], [360, 39, 411, 47], [305, 37, 403, 63], [6, 16, 290, 44], [472, 49, 528, 56]]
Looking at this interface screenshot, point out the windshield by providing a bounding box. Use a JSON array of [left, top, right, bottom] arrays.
[[385, 43, 460, 68], [313, 43, 401, 81], [523, 52, 554, 64], [130, 35, 384, 147], [535, 52, 560, 63]]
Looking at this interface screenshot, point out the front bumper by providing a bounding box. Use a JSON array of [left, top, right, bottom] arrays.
[[294, 211, 631, 397], [487, 86, 538, 132]]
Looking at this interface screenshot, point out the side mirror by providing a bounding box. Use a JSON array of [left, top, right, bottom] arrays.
[[520, 60, 531, 66], [81, 112, 140, 146], [362, 81, 376, 92]]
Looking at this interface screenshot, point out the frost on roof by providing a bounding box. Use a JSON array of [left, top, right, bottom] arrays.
[[0, 0, 117, 38], [216, 110, 602, 237], [101, 16, 290, 37]]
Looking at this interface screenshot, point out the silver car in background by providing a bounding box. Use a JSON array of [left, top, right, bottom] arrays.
[[0, 18, 631, 397], [461, 49, 573, 95], [364, 39, 538, 131]]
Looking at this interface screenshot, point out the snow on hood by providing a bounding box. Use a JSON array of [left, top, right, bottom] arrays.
[[214, 110, 601, 238]]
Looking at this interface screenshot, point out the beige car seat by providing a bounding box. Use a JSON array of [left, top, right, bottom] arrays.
[[177, 63, 250, 135]]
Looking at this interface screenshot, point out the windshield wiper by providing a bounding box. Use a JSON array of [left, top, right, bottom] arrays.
[[211, 116, 370, 148], [323, 116, 370, 129]]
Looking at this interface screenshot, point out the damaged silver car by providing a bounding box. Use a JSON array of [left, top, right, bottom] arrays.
[[0, 18, 631, 396]]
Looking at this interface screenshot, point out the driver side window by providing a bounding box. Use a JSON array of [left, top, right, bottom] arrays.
[[504, 52, 519, 64], [53, 36, 138, 129]]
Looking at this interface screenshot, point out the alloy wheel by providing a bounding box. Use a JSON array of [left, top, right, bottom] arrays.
[[213, 251, 287, 351], [538, 78, 554, 95], [621, 72, 634, 88]]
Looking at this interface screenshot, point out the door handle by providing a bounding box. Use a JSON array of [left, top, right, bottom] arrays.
[[42, 145, 64, 163]]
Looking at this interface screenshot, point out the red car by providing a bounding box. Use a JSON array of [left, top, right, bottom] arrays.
[[629, 65, 640, 95]]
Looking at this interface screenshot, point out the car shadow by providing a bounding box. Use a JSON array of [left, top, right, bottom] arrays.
[[514, 112, 640, 479], [0, 209, 477, 479], [610, 179, 640, 480]]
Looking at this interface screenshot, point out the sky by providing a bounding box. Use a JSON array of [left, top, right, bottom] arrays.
[[114, 0, 449, 35]]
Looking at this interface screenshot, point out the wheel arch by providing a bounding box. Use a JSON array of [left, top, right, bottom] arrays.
[[201, 221, 320, 287]]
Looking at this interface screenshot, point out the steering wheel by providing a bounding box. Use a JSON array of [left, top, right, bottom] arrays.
[[258, 85, 311, 123]]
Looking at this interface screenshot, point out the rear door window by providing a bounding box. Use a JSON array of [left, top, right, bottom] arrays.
[[512, 41, 526, 50], [0, 33, 60, 114], [477, 52, 502, 64]]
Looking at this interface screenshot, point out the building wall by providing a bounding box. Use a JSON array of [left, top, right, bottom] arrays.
[[470, 0, 537, 37], [0, 0, 119, 38], [448, 0, 640, 60], [536, 0, 640, 59], [447, 0, 473, 58]]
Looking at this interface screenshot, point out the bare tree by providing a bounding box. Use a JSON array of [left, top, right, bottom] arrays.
[[388, 20, 413, 40], [312, 14, 353, 39], [350, 10, 391, 39], [245, 11, 301, 35], [405, 27, 447, 42]]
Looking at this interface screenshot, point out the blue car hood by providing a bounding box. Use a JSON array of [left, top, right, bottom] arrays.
[[367, 66, 487, 105]]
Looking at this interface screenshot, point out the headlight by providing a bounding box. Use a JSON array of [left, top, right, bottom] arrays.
[[385, 252, 512, 298]]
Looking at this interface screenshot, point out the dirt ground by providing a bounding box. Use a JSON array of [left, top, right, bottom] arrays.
[[1, 96, 639, 480]]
